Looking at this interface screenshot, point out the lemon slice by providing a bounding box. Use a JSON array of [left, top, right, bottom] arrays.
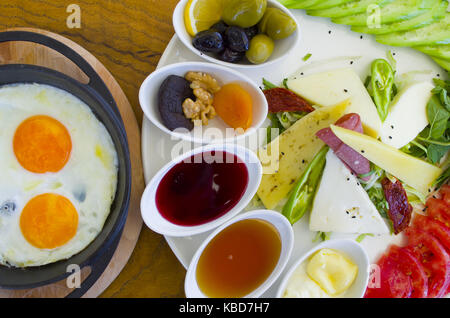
[[184, 0, 223, 37]]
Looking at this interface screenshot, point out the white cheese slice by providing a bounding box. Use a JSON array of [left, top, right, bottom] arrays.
[[309, 150, 390, 234], [287, 68, 382, 138], [380, 81, 434, 149]]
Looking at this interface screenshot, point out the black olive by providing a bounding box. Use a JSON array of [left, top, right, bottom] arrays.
[[192, 30, 224, 53], [218, 48, 245, 63], [210, 21, 228, 35], [244, 25, 259, 40], [224, 26, 249, 53]]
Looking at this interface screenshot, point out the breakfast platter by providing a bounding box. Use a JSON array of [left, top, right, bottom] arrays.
[[141, 0, 450, 298], [1, 0, 450, 299], [0, 28, 144, 298]]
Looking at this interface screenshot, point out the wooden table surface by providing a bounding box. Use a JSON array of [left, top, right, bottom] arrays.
[[0, 0, 186, 297]]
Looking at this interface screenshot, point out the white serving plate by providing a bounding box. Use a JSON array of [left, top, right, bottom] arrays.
[[141, 9, 446, 297]]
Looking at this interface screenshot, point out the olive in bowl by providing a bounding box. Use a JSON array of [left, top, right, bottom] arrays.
[[173, 0, 301, 68]]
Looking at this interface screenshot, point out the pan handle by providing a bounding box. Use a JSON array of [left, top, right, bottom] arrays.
[[0, 30, 117, 114]]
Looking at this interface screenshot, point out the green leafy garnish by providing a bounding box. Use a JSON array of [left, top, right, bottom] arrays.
[[302, 53, 312, 61], [356, 233, 374, 243]]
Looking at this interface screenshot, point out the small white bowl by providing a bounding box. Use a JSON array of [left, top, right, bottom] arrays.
[[276, 239, 370, 298], [173, 0, 301, 69], [140, 143, 262, 237], [139, 61, 268, 144], [185, 209, 294, 298]]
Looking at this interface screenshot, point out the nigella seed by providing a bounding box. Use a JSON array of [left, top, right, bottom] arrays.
[[391, 125, 394, 129], [344, 89, 348, 93], [389, 136, 393, 139], [361, 150, 365, 153]]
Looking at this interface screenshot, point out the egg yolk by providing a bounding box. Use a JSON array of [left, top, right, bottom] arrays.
[[20, 193, 79, 249], [13, 115, 72, 173]]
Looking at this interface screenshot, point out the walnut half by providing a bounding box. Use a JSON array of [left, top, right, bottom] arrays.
[[182, 71, 221, 126]]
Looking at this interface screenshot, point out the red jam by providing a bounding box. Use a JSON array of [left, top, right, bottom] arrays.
[[155, 151, 249, 226]]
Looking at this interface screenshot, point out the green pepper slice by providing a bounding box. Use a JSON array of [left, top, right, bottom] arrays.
[[370, 59, 395, 122], [282, 146, 329, 225]]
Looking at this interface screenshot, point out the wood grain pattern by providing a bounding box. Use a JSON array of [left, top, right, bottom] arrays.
[[0, 1, 186, 298]]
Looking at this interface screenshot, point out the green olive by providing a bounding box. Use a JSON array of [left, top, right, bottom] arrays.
[[246, 34, 274, 64], [259, 8, 297, 40], [222, 0, 267, 29]]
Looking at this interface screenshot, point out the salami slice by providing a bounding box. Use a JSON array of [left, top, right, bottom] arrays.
[[263, 88, 315, 113], [381, 177, 413, 234], [316, 113, 370, 176]]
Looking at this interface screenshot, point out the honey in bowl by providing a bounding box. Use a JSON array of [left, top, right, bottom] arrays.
[[196, 218, 282, 298], [155, 151, 249, 226]]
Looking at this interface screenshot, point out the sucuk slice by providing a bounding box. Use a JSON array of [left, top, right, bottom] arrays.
[[413, 214, 450, 253], [333, 0, 436, 27], [263, 88, 315, 113], [351, 0, 446, 35], [427, 197, 450, 227], [405, 227, 450, 298], [364, 250, 413, 298], [316, 113, 371, 176], [381, 177, 413, 234]]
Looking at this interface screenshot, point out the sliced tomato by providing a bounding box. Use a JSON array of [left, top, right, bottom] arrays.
[[440, 184, 450, 206], [364, 248, 413, 298], [405, 227, 450, 298], [413, 214, 450, 253], [395, 246, 429, 298], [427, 197, 450, 228]]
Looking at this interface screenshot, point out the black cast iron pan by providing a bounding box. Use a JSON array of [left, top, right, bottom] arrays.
[[0, 31, 131, 297]]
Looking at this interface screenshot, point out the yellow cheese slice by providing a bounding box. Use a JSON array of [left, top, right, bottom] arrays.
[[257, 100, 349, 210], [330, 125, 443, 195], [287, 68, 382, 138]]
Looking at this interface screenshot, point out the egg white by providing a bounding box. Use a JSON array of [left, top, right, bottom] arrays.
[[0, 83, 118, 267]]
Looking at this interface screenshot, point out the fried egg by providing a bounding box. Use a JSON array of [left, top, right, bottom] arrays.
[[0, 83, 118, 267]]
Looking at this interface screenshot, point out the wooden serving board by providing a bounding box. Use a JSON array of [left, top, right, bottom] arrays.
[[0, 28, 145, 298]]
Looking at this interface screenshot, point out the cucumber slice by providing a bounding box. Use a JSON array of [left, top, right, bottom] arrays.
[[307, 0, 355, 10], [351, 0, 447, 35], [431, 56, 450, 72], [282, 0, 323, 9], [376, 13, 450, 46], [333, 0, 437, 27], [416, 44, 450, 59], [307, 0, 394, 19]]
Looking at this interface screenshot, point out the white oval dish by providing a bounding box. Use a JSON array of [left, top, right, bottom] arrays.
[[173, 0, 301, 69], [276, 239, 370, 298], [185, 209, 294, 298], [139, 61, 268, 144], [140, 143, 262, 237]]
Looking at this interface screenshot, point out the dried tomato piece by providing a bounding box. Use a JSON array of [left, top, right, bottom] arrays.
[[381, 177, 413, 234], [263, 87, 315, 113]]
